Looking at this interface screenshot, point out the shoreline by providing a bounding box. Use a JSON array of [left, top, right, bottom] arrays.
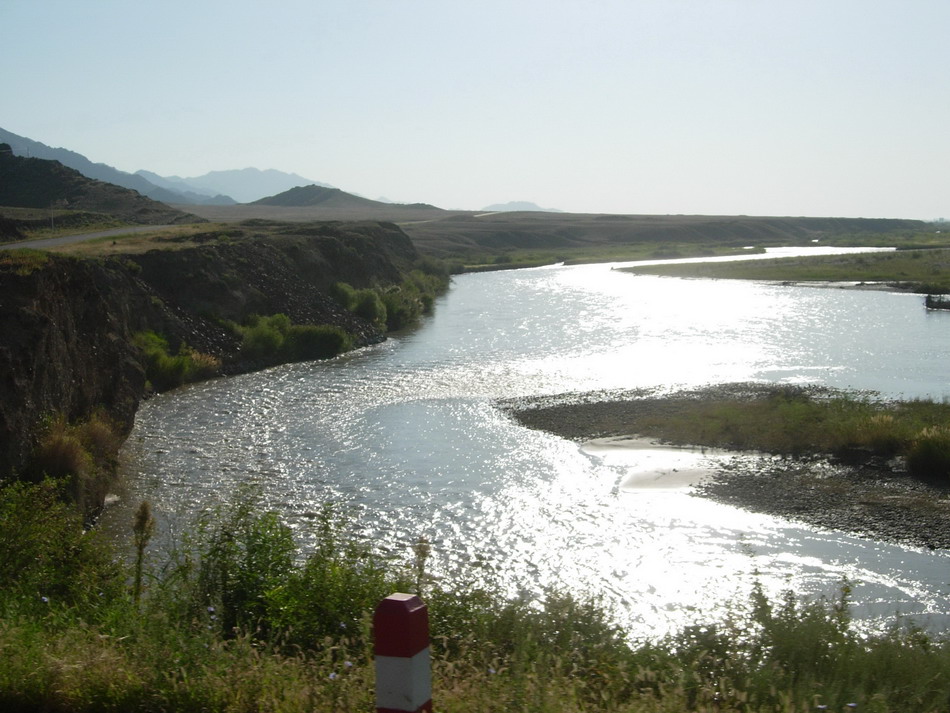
[[505, 387, 950, 551]]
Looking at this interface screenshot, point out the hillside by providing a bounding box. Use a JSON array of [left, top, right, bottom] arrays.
[[0, 146, 201, 225], [400, 211, 931, 259], [0, 220, 430, 488], [0, 127, 189, 204]]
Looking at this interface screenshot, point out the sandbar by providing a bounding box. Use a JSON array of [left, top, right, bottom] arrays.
[[580, 436, 731, 491]]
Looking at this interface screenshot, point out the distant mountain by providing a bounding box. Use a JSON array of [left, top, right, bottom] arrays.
[[135, 170, 236, 206], [0, 127, 190, 204], [0, 144, 201, 225], [179, 168, 332, 204], [481, 201, 562, 213], [0, 129, 325, 206]]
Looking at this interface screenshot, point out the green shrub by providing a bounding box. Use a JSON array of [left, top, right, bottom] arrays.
[[236, 315, 353, 364], [906, 425, 950, 480], [240, 319, 285, 360], [133, 331, 221, 391], [284, 324, 352, 361], [352, 289, 387, 325], [329, 281, 357, 309], [332, 269, 449, 333], [187, 497, 297, 636], [267, 507, 401, 647], [0, 479, 122, 606]]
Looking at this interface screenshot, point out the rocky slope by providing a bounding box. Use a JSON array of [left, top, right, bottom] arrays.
[[0, 221, 423, 481]]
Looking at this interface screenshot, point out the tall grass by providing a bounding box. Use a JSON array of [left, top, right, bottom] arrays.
[[27, 410, 123, 517], [2, 480, 950, 712]]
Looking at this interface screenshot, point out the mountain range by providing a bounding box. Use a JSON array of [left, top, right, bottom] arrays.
[[0, 128, 330, 206], [0, 142, 200, 225]]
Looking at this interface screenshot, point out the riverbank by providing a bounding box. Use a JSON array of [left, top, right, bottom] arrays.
[[505, 384, 950, 551], [620, 246, 950, 294]]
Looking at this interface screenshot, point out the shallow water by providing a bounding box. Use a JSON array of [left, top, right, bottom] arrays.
[[105, 251, 950, 639]]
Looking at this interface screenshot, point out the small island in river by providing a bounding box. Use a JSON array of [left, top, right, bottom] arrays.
[[504, 383, 950, 551]]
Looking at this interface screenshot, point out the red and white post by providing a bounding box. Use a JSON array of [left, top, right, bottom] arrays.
[[374, 593, 432, 713]]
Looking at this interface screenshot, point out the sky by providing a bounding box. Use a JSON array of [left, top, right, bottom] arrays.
[[2, 0, 948, 219]]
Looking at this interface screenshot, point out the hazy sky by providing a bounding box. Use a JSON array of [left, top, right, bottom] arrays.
[[3, 1, 948, 218]]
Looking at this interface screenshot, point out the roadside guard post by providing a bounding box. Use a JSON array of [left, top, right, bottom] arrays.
[[374, 593, 432, 713]]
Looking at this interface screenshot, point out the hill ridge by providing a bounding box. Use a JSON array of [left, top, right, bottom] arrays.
[[0, 145, 201, 225]]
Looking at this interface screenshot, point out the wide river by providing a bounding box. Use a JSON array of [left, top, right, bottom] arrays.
[[104, 249, 950, 639]]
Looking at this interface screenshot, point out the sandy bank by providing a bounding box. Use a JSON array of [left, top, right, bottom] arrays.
[[580, 436, 731, 490]]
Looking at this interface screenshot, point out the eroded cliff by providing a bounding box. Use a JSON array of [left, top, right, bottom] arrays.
[[0, 221, 428, 482]]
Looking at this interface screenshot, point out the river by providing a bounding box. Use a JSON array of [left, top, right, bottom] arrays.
[[103, 249, 950, 639]]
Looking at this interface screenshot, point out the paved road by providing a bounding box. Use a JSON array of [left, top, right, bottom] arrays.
[[1, 225, 171, 250]]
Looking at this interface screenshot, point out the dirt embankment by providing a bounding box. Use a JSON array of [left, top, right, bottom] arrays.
[[0, 222, 422, 482]]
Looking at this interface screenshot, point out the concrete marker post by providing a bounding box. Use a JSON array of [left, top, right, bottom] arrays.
[[374, 593, 432, 713]]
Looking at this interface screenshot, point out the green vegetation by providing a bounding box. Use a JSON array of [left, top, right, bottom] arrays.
[[622, 247, 950, 293], [1, 482, 950, 711], [0, 248, 52, 275], [229, 314, 353, 365], [333, 261, 449, 331], [0, 206, 125, 244], [525, 385, 950, 482], [133, 331, 222, 392]]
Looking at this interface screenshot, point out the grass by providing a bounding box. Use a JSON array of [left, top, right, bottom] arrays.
[[621, 247, 950, 293], [2, 481, 950, 712], [0, 206, 126, 243], [26, 411, 124, 519], [43, 224, 237, 257], [0, 248, 52, 275]]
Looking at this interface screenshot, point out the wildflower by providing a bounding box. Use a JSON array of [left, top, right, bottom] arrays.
[[344, 661, 353, 668], [488, 666, 496, 675], [207, 606, 216, 614], [329, 672, 338, 680], [40, 596, 49, 604]]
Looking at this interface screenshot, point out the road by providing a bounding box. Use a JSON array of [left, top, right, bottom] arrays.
[[1, 225, 171, 250]]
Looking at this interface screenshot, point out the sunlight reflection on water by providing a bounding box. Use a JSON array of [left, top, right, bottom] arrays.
[[106, 252, 950, 639]]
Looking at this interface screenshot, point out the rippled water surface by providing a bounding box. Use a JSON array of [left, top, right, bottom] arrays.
[[106, 253, 950, 638]]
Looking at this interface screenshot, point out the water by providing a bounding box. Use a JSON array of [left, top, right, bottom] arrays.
[[105, 252, 950, 639]]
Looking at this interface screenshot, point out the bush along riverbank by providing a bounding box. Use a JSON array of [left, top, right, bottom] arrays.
[[507, 383, 950, 550], [2, 481, 950, 713], [0, 221, 450, 516]]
